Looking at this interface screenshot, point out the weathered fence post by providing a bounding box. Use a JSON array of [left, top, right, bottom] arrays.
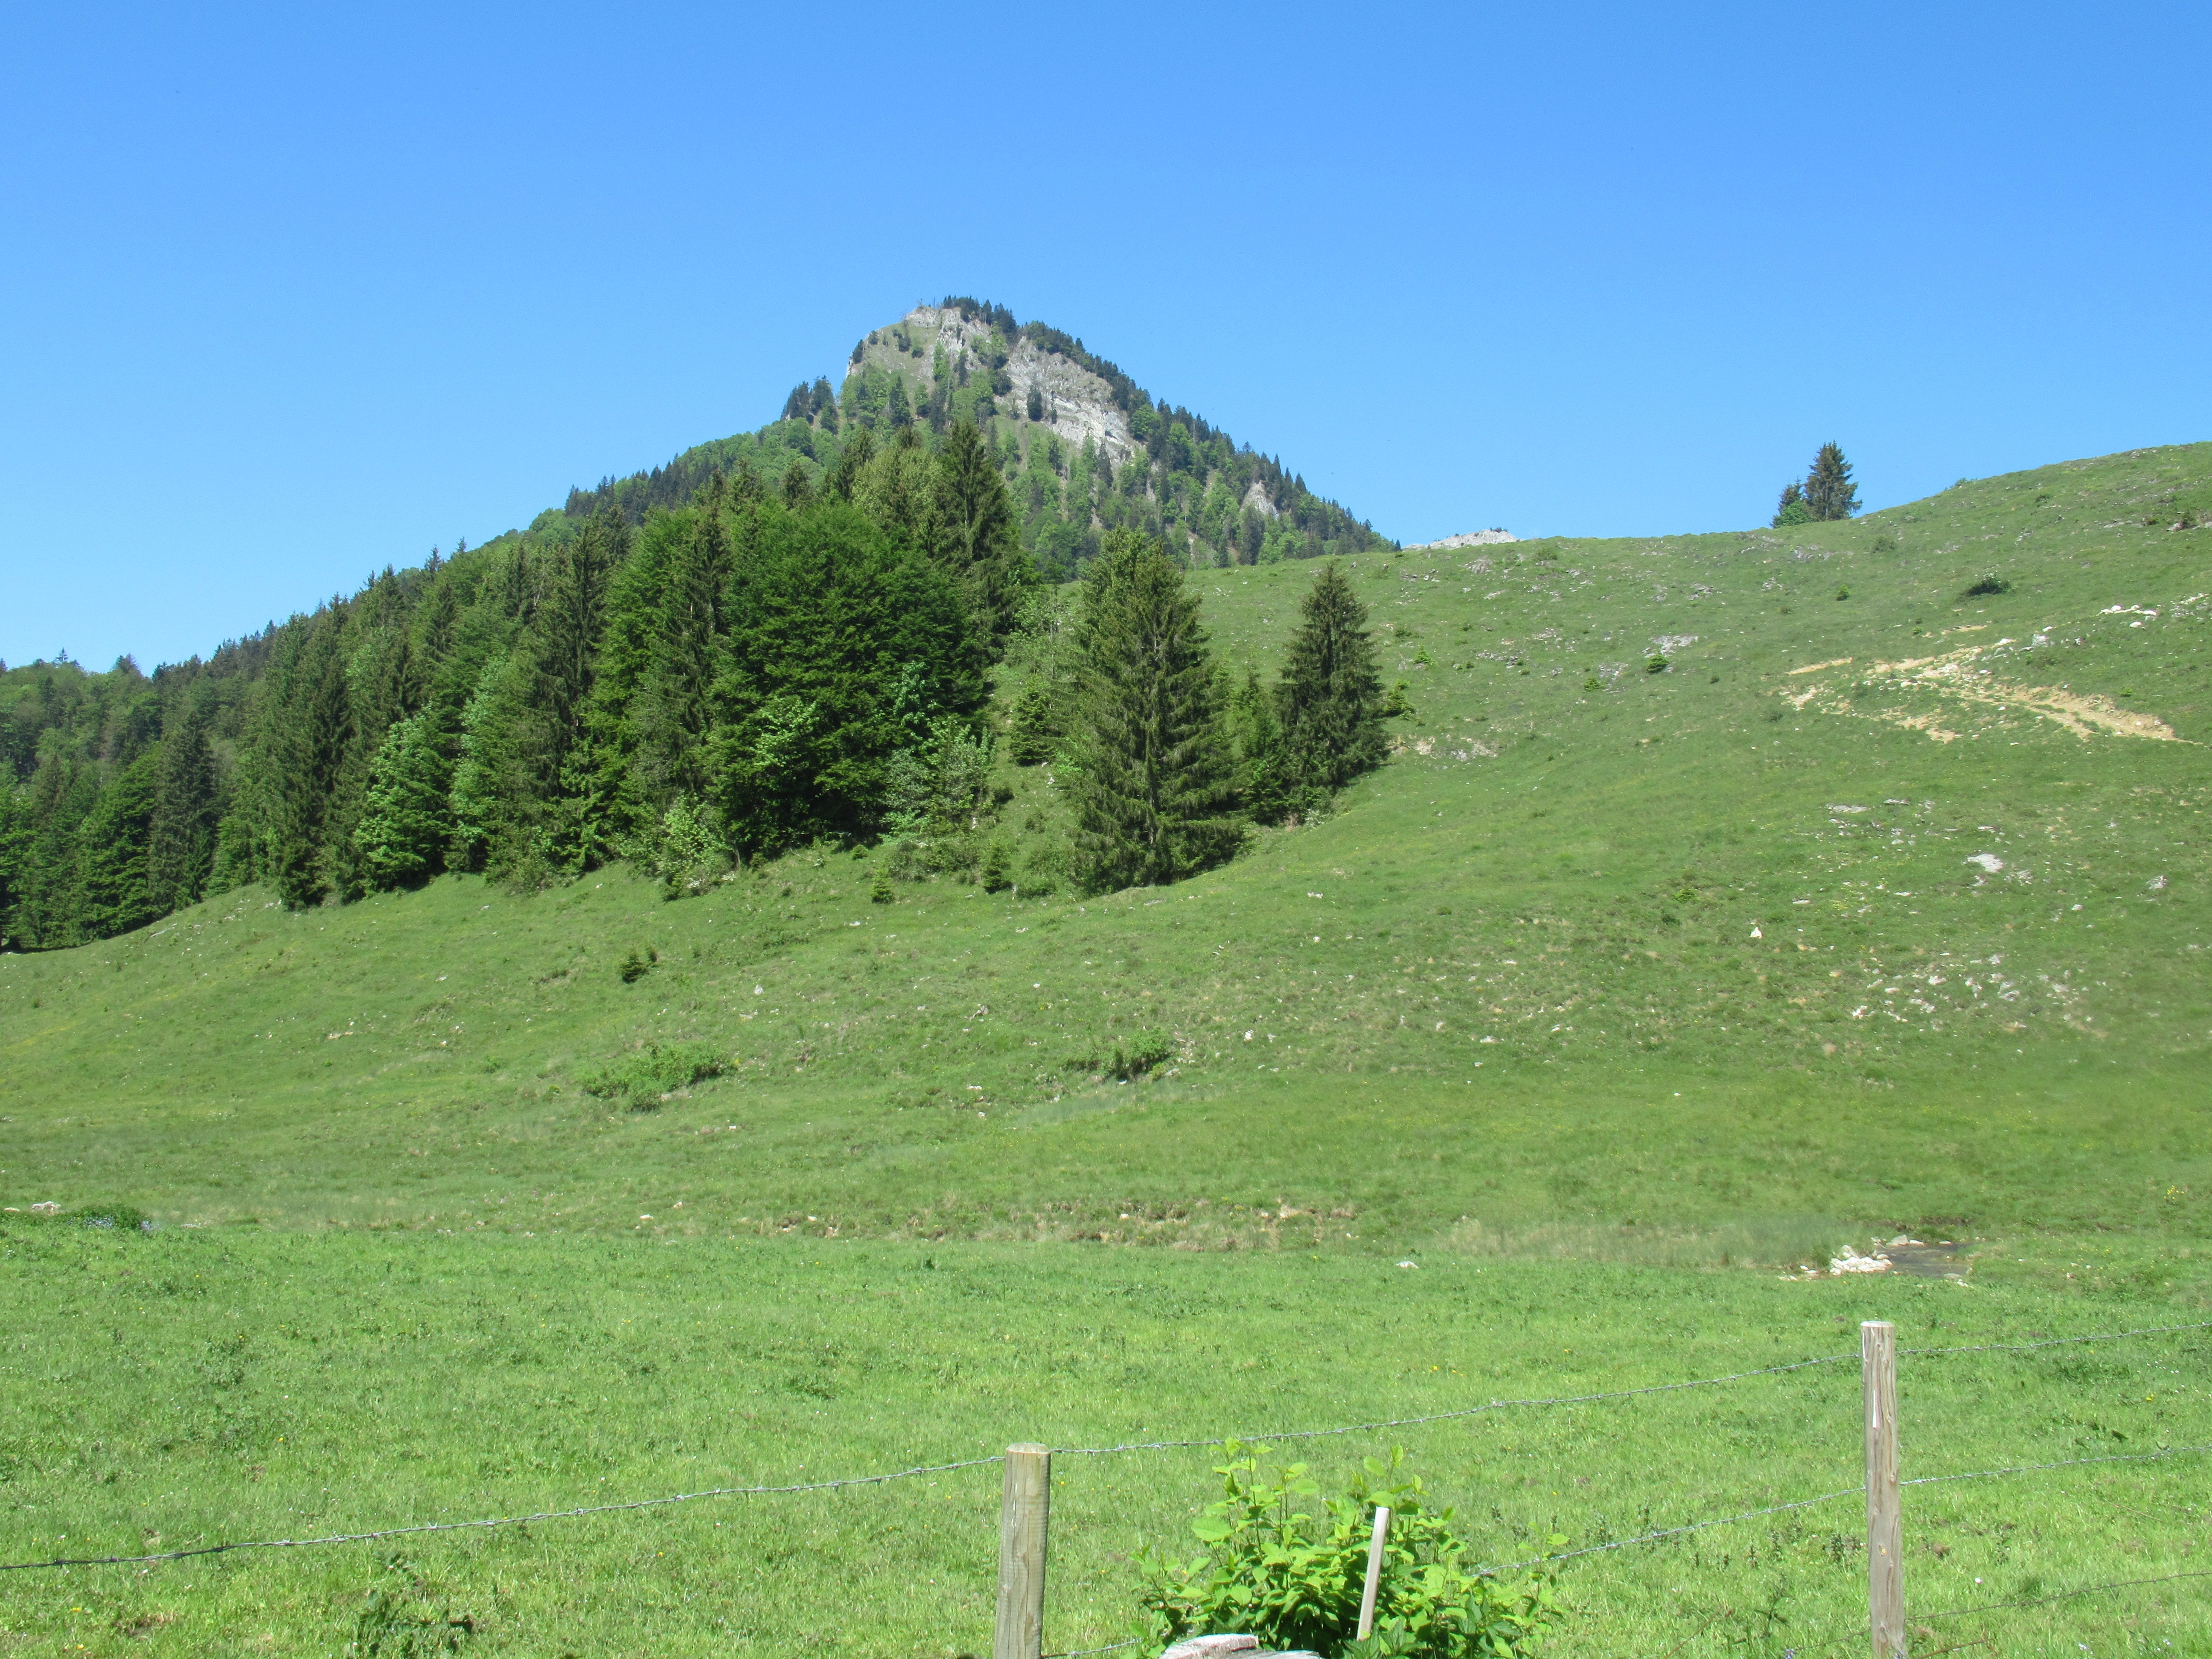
[[1356, 1504, 1392, 1640], [994, 1443, 1051, 1659], [1862, 1321, 1905, 1659]]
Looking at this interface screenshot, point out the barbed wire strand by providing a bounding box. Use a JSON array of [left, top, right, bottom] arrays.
[[8, 1316, 2208, 1579], [1042, 1641, 1144, 1658], [1788, 1566, 2212, 1657], [1057, 1315, 2212, 1464], [1483, 1488, 1866, 1576], [0, 1455, 1004, 1575], [1920, 1566, 2212, 1623], [1903, 1318, 2212, 1359], [1481, 1443, 2212, 1579], [1056, 1353, 1859, 1458], [1904, 1441, 2212, 1490]]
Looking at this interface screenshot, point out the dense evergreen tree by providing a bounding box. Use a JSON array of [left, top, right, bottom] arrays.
[[1228, 668, 1295, 821], [1803, 442, 1860, 521], [1773, 480, 1809, 528], [1068, 530, 1238, 892], [1007, 683, 1060, 765], [75, 752, 161, 937], [147, 714, 221, 911], [353, 710, 455, 887], [274, 608, 353, 907], [527, 506, 625, 870], [637, 490, 734, 804], [0, 787, 30, 950], [1276, 560, 1385, 797], [825, 427, 875, 501], [928, 421, 1033, 651]]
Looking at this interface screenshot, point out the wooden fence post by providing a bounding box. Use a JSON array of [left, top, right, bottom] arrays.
[[994, 1443, 1051, 1659], [1862, 1321, 1905, 1659], [1356, 1505, 1392, 1640]]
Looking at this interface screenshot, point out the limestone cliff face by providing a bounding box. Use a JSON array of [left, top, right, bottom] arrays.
[[847, 305, 1142, 468]]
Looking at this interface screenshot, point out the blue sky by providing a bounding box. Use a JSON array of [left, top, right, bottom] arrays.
[[4, 1, 2206, 670]]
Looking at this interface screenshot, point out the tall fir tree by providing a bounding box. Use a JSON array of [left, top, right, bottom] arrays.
[[1803, 442, 1860, 521], [147, 713, 221, 912], [0, 785, 31, 951], [352, 709, 456, 888], [1227, 667, 1295, 821], [75, 752, 162, 938], [1068, 529, 1238, 892], [825, 427, 876, 501], [1276, 560, 1385, 797], [638, 487, 733, 804], [275, 608, 352, 907], [530, 506, 625, 869], [928, 420, 1033, 652]]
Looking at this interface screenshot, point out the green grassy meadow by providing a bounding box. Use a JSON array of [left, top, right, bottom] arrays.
[[2, 443, 2210, 1653]]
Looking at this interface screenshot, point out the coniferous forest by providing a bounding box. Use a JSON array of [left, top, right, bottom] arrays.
[[0, 301, 1395, 950]]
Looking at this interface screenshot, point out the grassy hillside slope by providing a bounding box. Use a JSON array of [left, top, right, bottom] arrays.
[[3, 443, 2207, 1249], [3, 443, 2210, 1657]]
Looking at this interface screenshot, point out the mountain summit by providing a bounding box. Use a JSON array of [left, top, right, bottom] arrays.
[[566, 296, 1392, 578]]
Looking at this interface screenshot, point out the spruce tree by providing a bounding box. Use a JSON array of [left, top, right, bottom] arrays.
[[639, 491, 733, 803], [1772, 480, 1809, 527], [75, 753, 161, 938], [147, 713, 221, 911], [526, 506, 623, 869], [352, 710, 455, 888], [928, 420, 1034, 652], [1228, 667, 1295, 822], [1803, 442, 1860, 521], [825, 427, 876, 501], [1277, 559, 1385, 796], [1007, 682, 1061, 765], [275, 609, 352, 907], [0, 786, 30, 951], [1068, 530, 1238, 892]]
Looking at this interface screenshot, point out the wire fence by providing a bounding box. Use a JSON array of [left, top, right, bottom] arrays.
[[4, 1313, 2207, 1654]]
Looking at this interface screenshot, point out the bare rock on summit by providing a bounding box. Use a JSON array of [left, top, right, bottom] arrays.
[[1404, 528, 1517, 550]]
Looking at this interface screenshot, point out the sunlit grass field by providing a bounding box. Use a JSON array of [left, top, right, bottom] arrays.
[[2, 442, 2209, 1653], [4, 1225, 2211, 1657]]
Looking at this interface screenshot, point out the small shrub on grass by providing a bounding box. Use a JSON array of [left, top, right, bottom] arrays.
[[1065, 1030, 1174, 1081], [352, 1576, 477, 1657], [618, 947, 657, 984], [1138, 1444, 1559, 1659], [582, 1042, 728, 1111], [1961, 573, 2011, 598], [870, 869, 895, 904]]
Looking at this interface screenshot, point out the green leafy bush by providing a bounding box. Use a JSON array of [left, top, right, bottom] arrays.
[[618, 946, 657, 984], [1138, 1445, 1559, 1659], [581, 1042, 728, 1111], [1960, 573, 2011, 598]]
